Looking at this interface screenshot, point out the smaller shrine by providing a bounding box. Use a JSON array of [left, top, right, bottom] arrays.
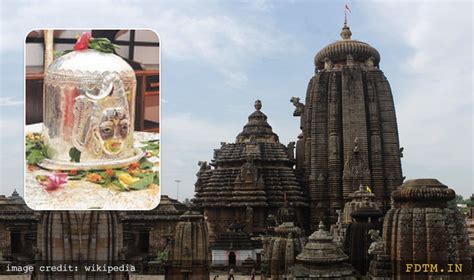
[[167, 211, 210, 280], [381, 179, 472, 279], [290, 222, 358, 279], [329, 185, 383, 275], [262, 199, 306, 279]]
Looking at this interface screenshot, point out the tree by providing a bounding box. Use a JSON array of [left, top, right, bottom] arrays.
[[183, 198, 191, 206], [447, 194, 465, 209]]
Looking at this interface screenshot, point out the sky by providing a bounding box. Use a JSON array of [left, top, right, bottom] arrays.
[[0, 0, 472, 201]]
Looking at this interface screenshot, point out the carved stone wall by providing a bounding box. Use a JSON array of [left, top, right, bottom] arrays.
[[383, 179, 472, 279], [37, 211, 124, 279], [167, 211, 210, 280], [194, 101, 308, 238], [296, 25, 403, 228]]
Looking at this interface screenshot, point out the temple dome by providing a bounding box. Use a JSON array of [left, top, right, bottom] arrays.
[[314, 24, 380, 70], [391, 178, 455, 203], [236, 100, 279, 143]]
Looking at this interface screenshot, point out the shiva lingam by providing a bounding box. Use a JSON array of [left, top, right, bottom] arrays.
[[39, 48, 144, 170]]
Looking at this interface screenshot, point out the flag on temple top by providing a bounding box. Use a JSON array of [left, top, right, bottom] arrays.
[[366, 185, 372, 193], [344, 4, 351, 25]]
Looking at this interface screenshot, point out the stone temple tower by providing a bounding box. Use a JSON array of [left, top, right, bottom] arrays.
[[293, 24, 403, 228]]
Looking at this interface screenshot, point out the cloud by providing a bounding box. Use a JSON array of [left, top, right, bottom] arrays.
[[1, 0, 297, 88], [154, 8, 297, 88], [160, 113, 240, 199], [362, 2, 473, 196], [0, 97, 23, 106]]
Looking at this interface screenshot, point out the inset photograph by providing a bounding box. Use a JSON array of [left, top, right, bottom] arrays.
[[24, 29, 160, 210]]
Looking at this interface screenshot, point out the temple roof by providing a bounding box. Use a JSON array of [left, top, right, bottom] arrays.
[[314, 24, 380, 69], [236, 100, 279, 144], [391, 178, 455, 203], [122, 195, 189, 221], [194, 100, 307, 208], [211, 223, 261, 250], [296, 222, 349, 264]]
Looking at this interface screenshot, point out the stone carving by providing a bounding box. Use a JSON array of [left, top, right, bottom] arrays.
[[367, 229, 383, 256], [290, 97, 305, 117], [324, 57, 333, 70], [290, 221, 358, 279], [287, 141, 296, 160], [364, 56, 375, 68], [196, 161, 209, 175], [343, 138, 371, 194]]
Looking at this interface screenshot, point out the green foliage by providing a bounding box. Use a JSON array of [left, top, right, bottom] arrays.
[[69, 147, 81, 162], [447, 194, 470, 209], [140, 139, 160, 157], [55, 37, 119, 58], [139, 157, 154, 169], [128, 173, 156, 190], [467, 196, 474, 207], [156, 250, 168, 262], [54, 49, 72, 58], [88, 38, 119, 53], [25, 134, 48, 165]]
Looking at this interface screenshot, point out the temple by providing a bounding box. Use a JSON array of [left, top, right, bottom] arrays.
[[293, 24, 404, 227], [194, 100, 308, 239]]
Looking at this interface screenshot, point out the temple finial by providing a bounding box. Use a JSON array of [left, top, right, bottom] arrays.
[[341, 4, 352, 40], [318, 221, 325, 230], [340, 24, 352, 40], [254, 100, 262, 111]]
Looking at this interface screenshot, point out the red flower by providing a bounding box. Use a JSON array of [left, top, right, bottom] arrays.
[[39, 172, 68, 191], [129, 162, 139, 170], [86, 173, 102, 183], [74, 32, 91, 51], [105, 169, 114, 177], [69, 169, 78, 176]]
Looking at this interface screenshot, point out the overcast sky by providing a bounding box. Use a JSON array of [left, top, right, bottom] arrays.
[[0, 0, 472, 201]]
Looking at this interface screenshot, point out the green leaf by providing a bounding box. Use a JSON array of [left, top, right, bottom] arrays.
[[54, 49, 72, 58], [112, 178, 127, 191], [139, 157, 154, 169], [27, 149, 45, 165], [69, 147, 81, 163], [153, 172, 160, 185], [88, 38, 118, 53], [128, 174, 155, 190]]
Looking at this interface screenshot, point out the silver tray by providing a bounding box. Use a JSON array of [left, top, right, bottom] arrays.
[[37, 148, 145, 171]]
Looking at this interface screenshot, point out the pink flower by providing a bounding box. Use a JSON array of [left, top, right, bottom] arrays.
[[74, 32, 91, 51], [39, 172, 68, 191]]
